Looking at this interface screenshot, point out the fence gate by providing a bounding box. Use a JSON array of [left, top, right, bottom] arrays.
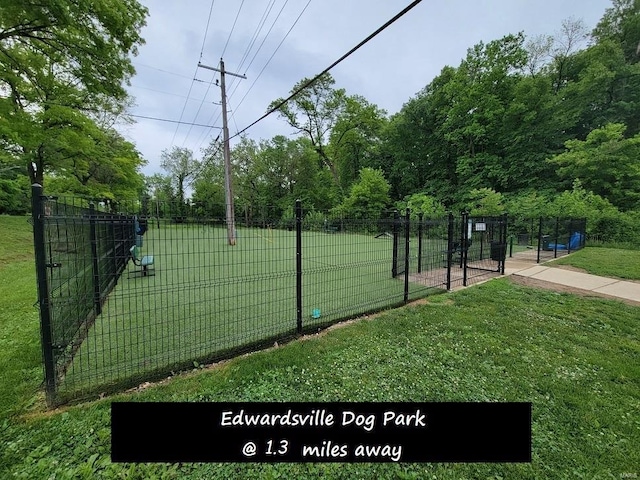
[[392, 212, 507, 289], [457, 213, 507, 287]]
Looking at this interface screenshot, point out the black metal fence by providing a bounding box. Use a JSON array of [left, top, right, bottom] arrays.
[[31, 187, 512, 406], [507, 217, 587, 262], [393, 212, 507, 290]]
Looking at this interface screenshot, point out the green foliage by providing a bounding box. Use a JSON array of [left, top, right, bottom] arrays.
[[334, 168, 391, 220], [0, 0, 148, 187], [505, 190, 550, 219], [396, 192, 446, 219], [0, 175, 29, 214], [329, 95, 388, 190], [160, 146, 200, 216], [302, 210, 326, 231], [269, 73, 347, 187], [592, 0, 640, 63], [548, 123, 640, 210], [464, 188, 506, 216]]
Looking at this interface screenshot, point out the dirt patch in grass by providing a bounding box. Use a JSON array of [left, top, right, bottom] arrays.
[[508, 275, 640, 307]]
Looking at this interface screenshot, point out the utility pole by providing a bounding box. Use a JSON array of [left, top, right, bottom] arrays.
[[198, 59, 246, 246]]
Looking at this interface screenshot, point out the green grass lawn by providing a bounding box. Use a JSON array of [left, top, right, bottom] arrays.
[[548, 247, 640, 280], [2, 216, 638, 478], [0, 216, 43, 419], [1, 278, 638, 478]]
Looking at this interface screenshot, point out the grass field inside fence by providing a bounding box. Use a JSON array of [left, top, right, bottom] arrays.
[[60, 224, 444, 397]]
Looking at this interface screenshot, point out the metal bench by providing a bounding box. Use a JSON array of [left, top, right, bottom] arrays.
[[129, 245, 155, 277]]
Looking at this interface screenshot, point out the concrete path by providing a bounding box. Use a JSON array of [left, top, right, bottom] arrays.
[[504, 260, 640, 304]]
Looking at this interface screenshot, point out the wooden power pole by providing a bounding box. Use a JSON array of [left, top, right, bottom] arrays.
[[198, 59, 246, 246]]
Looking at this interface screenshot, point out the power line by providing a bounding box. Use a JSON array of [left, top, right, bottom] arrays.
[[203, 0, 296, 151], [226, 0, 284, 97], [129, 114, 222, 129], [200, 0, 217, 61], [170, 0, 217, 146], [230, 0, 423, 140], [133, 62, 195, 80], [130, 84, 220, 103], [236, 0, 277, 71], [238, 0, 291, 79], [221, 0, 246, 59], [229, 0, 309, 121]]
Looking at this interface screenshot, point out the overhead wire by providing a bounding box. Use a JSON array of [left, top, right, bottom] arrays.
[[226, 0, 284, 98], [228, 0, 311, 125], [224, 0, 278, 97], [129, 114, 223, 129], [199, 0, 292, 137], [230, 0, 424, 140], [130, 83, 219, 103], [169, 0, 217, 146], [132, 62, 196, 80], [193, 0, 279, 152], [221, 0, 246, 59]]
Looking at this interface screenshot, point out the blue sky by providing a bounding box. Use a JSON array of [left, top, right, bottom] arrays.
[[119, 0, 614, 176]]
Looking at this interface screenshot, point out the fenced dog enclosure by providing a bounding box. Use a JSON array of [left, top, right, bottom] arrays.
[[507, 217, 587, 262], [30, 185, 584, 406]]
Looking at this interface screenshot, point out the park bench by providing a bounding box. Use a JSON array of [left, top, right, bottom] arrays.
[[129, 245, 155, 277]]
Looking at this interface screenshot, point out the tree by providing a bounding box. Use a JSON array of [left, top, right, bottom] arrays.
[[464, 188, 506, 216], [592, 0, 640, 63], [335, 167, 391, 220], [0, 0, 148, 185], [160, 147, 201, 216], [268, 73, 347, 188], [396, 193, 446, 219], [328, 95, 387, 191], [548, 123, 640, 210]]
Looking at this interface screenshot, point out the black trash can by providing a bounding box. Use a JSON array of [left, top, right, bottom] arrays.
[[490, 241, 506, 261]]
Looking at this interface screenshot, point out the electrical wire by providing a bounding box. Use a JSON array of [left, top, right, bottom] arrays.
[[226, 0, 283, 97], [133, 62, 195, 80], [229, 0, 311, 123], [195, 0, 294, 151], [129, 114, 222, 129], [221, 0, 246, 59], [170, 0, 217, 146], [130, 84, 219, 103], [230, 0, 423, 140]]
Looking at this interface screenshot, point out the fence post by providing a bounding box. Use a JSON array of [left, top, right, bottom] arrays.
[[501, 213, 507, 275], [404, 208, 410, 303], [417, 212, 423, 274], [31, 184, 56, 406], [391, 210, 399, 278], [446, 213, 453, 290], [89, 204, 102, 316], [295, 200, 303, 334], [553, 217, 560, 258], [536, 217, 543, 264], [567, 218, 574, 254], [462, 212, 469, 287]]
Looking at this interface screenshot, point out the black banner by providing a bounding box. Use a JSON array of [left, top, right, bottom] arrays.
[[111, 402, 531, 463]]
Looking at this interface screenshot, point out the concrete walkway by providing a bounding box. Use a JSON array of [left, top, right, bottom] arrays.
[[503, 259, 640, 304]]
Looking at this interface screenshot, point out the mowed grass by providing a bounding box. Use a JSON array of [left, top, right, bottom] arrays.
[[548, 246, 640, 280], [61, 224, 440, 397], [0, 216, 43, 418], [1, 277, 638, 478]]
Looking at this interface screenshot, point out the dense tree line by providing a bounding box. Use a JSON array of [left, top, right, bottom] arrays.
[[154, 0, 637, 240]]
